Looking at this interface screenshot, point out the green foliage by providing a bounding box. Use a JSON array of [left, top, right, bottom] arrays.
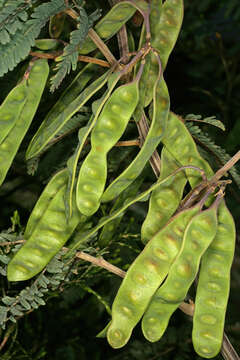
[[0, 239, 74, 329], [0, 0, 34, 45], [50, 7, 102, 91], [0, 0, 67, 77], [0, 0, 239, 358]]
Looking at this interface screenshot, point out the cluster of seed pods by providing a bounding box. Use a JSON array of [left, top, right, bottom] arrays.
[[142, 195, 220, 342], [0, 1, 236, 358], [107, 202, 201, 348]]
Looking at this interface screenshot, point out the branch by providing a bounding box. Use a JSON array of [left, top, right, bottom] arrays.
[[30, 51, 110, 67], [88, 28, 118, 67], [0, 239, 24, 246], [75, 251, 125, 278], [115, 139, 140, 147], [210, 150, 240, 183]]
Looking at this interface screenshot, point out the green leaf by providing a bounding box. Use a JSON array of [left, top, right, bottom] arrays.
[[0, 266, 7, 276], [50, 7, 90, 91], [0, 0, 67, 77], [19, 297, 31, 310], [9, 315, 17, 323], [2, 296, 16, 306], [185, 114, 225, 131], [20, 288, 34, 301], [30, 301, 39, 309], [34, 297, 46, 306], [0, 254, 10, 264], [10, 307, 23, 317]]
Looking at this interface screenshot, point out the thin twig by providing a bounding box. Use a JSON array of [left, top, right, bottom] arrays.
[[222, 333, 240, 360], [0, 239, 24, 247], [210, 150, 240, 183], [75, 251, 125, 278], [0, 326, 15, 351], [30, 51, 61, 59], [77, 56, 110, 68], [115, 140, 140, 147], [30, 51, 110, 67], [0, 333, 10, 351], [88, 28, 118, 67]]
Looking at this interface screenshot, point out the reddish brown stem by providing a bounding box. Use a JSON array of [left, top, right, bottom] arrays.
[[30, 51, 110, 68]]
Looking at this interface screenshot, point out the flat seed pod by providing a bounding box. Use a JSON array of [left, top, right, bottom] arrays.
[[107, 204, 200, 349], [7, 169, 81, 281], [141, 146, 187, 244], [76, 67, 142, 216], [192, 201, 236, 358], [142, 199, 219, 342], [0, 59, 49, 186]]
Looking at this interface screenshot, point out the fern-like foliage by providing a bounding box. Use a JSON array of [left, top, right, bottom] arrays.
[[187, 122, 240, 188], [0, 0, 36, 45], [50, 7, 101, 92], [0, 230, 114, 330], [185, 113, 225, 131], [0, 242, 74, 329], [0, 0, 67, 77]]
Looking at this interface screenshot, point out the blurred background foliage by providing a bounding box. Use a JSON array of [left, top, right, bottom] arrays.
[[0, 0, 239, 359]]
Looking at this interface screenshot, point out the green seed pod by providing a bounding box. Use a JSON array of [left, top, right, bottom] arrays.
[[65, 71, 122, 219], [141, 146, 187, 244], [35, 38, 59, 50], [149, 0, 163, 40], [79, 2, 136, 54], [142, 198, 219, 342], [163, 112, 213, 186], [24, 169, 68, 239], [107, 204, 200, 349], [68, 168, 192, 255], [0, 79, 28, 144], [152, 0, 184, 70], [144, 0, 183, 106], [7, 169, 81, 281], [192, 201, 236, 358], [49, 12, 66, 38], [26, 68, 111, 160], [102, 54, 169, 203], [76, 66, 143, 216], [99, 177, 144, 248], [0, 59, 49, 187]]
